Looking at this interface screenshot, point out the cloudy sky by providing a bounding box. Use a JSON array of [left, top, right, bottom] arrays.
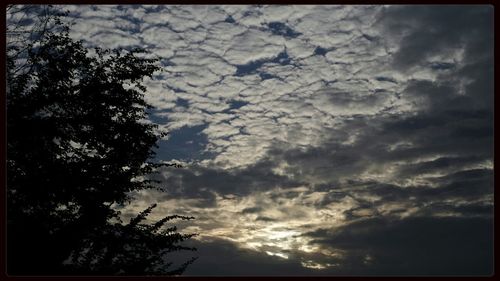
[[39, 5, 496, 275]]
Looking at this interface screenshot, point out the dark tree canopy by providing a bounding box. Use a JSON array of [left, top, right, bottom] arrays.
[[7, 8, 197, 275]]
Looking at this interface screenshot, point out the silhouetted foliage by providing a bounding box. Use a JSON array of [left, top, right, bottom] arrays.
[[7, 7, 197, 275]]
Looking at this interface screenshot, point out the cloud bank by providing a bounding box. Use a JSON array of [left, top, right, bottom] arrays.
[[55, 5, 495, 275]]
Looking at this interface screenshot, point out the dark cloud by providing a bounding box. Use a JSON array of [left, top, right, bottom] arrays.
[[241, 206, 263, 214], [429, 62, 455, 71], [426, 169, 493, 200], [305, 216, 493, 275], [152, 158, 305, 200], [374, 76, 397, 83], [255, 216, 277, 222], [377, 5, 493, 71], [415, 202, 493, 218], [395, 156, 483, 178]]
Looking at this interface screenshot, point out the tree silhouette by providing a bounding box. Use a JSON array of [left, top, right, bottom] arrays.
[[7, 8, 197, 275]]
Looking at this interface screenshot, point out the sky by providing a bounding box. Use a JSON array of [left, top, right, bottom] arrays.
[[13, 5, 494, 276]]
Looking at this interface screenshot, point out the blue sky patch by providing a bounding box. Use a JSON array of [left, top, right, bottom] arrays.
[[267, 21, 301, 38], [154, 124, 210, 161]]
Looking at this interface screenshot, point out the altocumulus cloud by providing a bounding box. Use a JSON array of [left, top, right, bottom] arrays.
[[58, 5, 493, 275]]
